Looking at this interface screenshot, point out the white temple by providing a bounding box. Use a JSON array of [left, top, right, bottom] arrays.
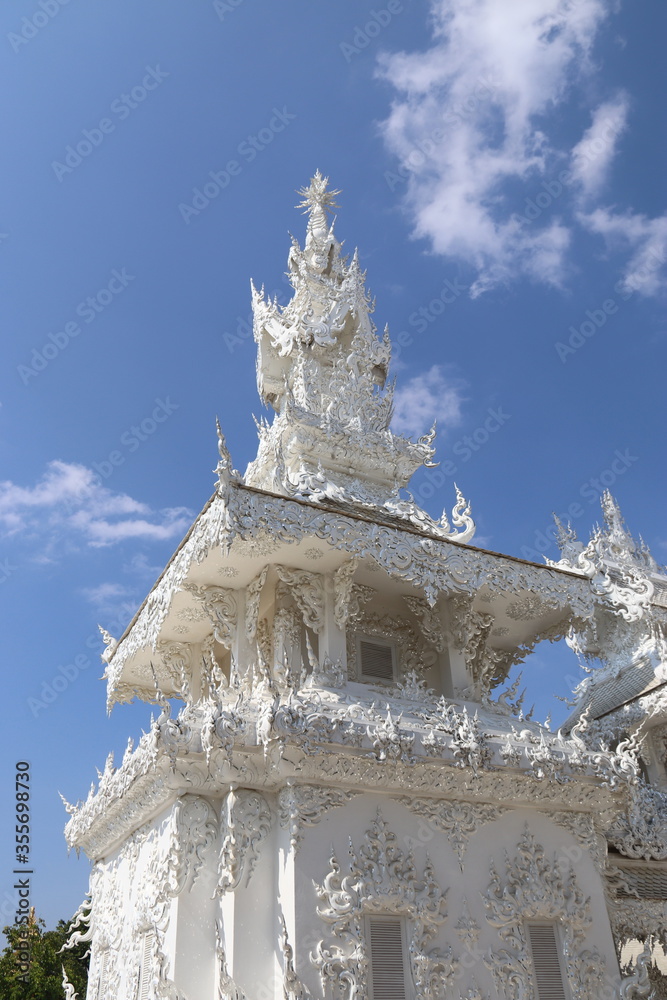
[[63, 174, 667, 1000]]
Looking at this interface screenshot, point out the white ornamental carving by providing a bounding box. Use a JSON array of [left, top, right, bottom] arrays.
[[312, 808, 457, 1000], [404, 595, 446, 652], [217, 787, 271, 894], [397, 797, 506, 868], [483, 824, 607, 999], [347, 610, 429, 680], [454, 897, 481, 951], [164, 794, 218, 896], [183, 585, 237, 650], [550, 491, 658, 623], [103, 476, 597, 702], [333, 558, 376, 629], [607, 779, 667, 861], [275, 565, 325, 633], [242, 173, 475, 546], [278, 783, 360, 850], [245, 566, 269, 642]]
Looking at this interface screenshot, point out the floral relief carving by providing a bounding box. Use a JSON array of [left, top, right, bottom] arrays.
[[312, 808, 457, 1000], [278, 783, 360, 850], [244, 566, 268, 642], [454, 897, 481, 951], [333, 558, 359, 629], [216, 787, 271, 894], [367, 710, 415, 764], [397, 797, 506, 868], [505, 595, 559, 620], [184, 584, 238, 649], [332, 559, 376, 631], [164, 794, 218, 896], [547, 810, 602, 864], [483, 824, 607, 999], [275, 565, 325, 633], [607, 780, 667, 861], [404, 595, 446, 652]]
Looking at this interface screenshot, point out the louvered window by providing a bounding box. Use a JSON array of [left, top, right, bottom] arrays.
[[527, 923, 568, 1000], [358, 638, 396, 681], [97, 949, 109, 1000], [137, 931, 155, 1000], [652, 580, 667, 608], [367, 916, 408, 1000], [617, 862, 667, 899]]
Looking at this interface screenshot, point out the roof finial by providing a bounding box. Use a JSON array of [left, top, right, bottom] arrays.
[[296, 170, 341, 215], [215, 417, 241, 491], [296, 171, 341, 246]]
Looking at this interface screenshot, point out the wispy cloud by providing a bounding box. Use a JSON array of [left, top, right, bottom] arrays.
[[392, 364, 465, 437], [570, 95, 629, 200], [81, 581, 140, 622], [578, 206, 667, 297], [0, 460, 191, 550], [377, 0, 664, 298]]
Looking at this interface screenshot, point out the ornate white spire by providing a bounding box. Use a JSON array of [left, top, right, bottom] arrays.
[[244, 173, 475, 543], [549, 490, 663, 622]]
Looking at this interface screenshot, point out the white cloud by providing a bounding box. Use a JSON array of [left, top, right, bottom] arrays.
[[122, 552, 164, 577], [377, 0, 614, 294], [81, 581, 140, 622], [579, 207, 667, 296], [0, 460, 192, 549], [570, 95, 629, 199], [392, 365, 465, 437]]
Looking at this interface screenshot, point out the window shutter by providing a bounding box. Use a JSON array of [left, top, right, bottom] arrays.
[[368, 917, 407, 1000], [617, 862, 667, 899], [528, 923, 567, 1000], [137, 932, 154, 1000], [97, 950, 109, 1000], [360, 640, 395, 681]]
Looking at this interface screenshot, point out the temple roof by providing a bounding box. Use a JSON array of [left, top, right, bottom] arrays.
[[243, 172, 475, 542]]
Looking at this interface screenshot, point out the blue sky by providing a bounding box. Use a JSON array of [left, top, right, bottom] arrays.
[[0, 0, 664, 931]]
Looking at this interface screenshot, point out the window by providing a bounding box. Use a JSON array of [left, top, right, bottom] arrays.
[[527, 923, 568, 1000], [358, 637, 396, 682], [137, 931, 155, 1000], [616, 861, 667, 899], [366, 915, 408, 1000], [96, 949, 109, 1000]]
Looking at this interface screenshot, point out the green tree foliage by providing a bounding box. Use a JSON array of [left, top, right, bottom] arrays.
[[0, 910, 89, 999]]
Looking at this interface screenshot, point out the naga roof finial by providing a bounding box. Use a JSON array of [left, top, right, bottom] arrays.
[[296, 170, 340, 215], [296, 171, 341, 246]]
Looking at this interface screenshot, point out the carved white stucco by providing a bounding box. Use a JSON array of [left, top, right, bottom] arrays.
[[63, 175, 666, 1000]]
